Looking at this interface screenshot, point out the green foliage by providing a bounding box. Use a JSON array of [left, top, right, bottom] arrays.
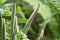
[[0, 0, 6, 4], [0, 0, 60, 40], [24, 0, 52, 20], [17, 31, 29, 40]]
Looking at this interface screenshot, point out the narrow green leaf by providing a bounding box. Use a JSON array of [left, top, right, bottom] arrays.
[[17, 6, 26, 19], [23, 3, 40, 34], [24, 0, 52, 20], [18, 18, 27, 23]]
